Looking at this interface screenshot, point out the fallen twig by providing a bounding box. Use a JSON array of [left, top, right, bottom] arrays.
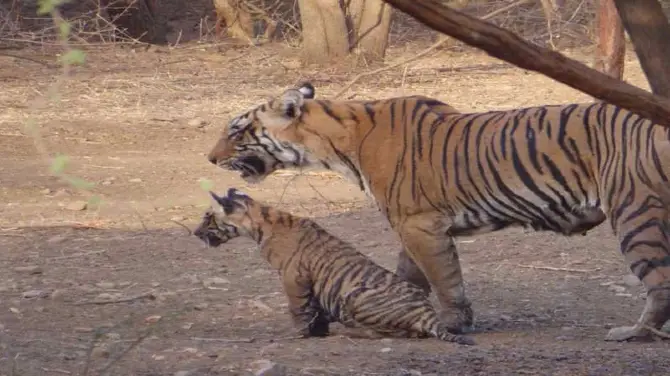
[[334, 0, 531, 99], [516, 264, 597, 273], [74, 291, 156, 306], [170, 219, 193, 236]]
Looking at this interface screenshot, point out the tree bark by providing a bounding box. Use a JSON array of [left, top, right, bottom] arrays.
[[298, 0, 350, 64], [594, 0, 625, 79], [348, 0, 393, 61], [613, 0, 670, 97], [213, 0, 256, 41], [379, 0, 670, 128]]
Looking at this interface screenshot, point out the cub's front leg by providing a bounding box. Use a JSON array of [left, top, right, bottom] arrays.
[[281, 273, 330, 337]]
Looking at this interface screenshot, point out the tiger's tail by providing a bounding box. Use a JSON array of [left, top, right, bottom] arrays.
[[432, 323, 476, 345]]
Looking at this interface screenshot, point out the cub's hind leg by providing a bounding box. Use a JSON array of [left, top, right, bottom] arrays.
[[605, 187, 670, 341], [398, 213, 474, 333], [342, 285, 474, 345]]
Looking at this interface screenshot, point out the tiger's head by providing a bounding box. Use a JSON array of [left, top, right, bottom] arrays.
[[193, 188, 266, 246], [206, 82, 361, 184]]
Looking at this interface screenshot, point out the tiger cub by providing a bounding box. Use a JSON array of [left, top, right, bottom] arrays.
[[193, 188, 475, 345]]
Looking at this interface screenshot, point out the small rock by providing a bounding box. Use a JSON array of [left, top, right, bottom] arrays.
[[153, 354, 166, 360], [187, 117, 208, 128], [203, 277, 230, 289], [182, 322, 193, 330], [22, 290, 47, 299], [174, 370, 197, 376], [91, 346, 110, 358], [171, 216, 186, 222], [40, 188, 52, 195], [129, 178, 142, 183], [249, 300, 273, 313], [250, 360, 287, 376], [379, 347, 392, 353], [608, 284, 627, 293], [500, 314, 513, 322], [145, 315, 162, 323], [622, 274, 641, 287], [14, 265, 43, 274], [96, 281, 116, 289], [194, 303, 209, 311], [95, 293, 117, 301], [47, 234, 67, 243], [65, 201, 88, 211], [105, 332, 121, 340], [380, 338, 393, 344], [151, 282, 161, 287]]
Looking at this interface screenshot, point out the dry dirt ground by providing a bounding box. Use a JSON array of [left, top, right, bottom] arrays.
[[1, 42, 670, 376]]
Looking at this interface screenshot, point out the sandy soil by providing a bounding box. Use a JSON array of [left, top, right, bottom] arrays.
[[0, 41, 668, 375]]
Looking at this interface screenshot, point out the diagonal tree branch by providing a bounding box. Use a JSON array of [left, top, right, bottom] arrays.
[[381, 0, 670, 127]]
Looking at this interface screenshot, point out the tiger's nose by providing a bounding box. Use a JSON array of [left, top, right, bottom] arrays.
[[207, 154, 218, 165]]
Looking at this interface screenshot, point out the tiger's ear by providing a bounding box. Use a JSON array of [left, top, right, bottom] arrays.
[[209, 191, 237, 215], [226, 188, 252, 203], [261, 87, 308, 131], [297, 82, 315, 99]]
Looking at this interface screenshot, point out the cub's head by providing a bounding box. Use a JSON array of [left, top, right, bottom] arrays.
[[206, 82, 318, 183], [193, 188, 262, 246]]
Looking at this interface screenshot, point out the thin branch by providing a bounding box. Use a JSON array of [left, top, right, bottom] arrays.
[[334, 0, 531, 98]]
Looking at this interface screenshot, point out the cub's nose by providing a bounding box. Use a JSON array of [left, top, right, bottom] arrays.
[[207, 154, 217, 165]]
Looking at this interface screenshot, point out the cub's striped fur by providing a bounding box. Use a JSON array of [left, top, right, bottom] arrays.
[[193, 188, 474, 345], [205, 83, 670, 341]]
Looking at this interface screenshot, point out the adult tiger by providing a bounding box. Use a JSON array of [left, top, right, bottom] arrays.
[[193, 187, 475, 345], [206, 82, 670, 341]]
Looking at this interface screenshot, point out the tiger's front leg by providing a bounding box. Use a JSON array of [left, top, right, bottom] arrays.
[[281, 273, 330, 337], [398, 213, 473, 333]]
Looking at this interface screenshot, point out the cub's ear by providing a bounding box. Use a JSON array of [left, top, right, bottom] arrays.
[[260, 87, 308, 130], [226, 187, 252, 203], [297, 82, 315, 99], [209, 191, 236, 215]]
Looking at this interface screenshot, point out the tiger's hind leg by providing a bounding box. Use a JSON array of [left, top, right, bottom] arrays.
[[395, 248, 432, 295], [397, 213, 473, 334], [605, 187, 670, 341]]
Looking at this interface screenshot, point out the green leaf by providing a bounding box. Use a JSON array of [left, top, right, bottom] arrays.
[[58, 21, 71, 40], [63, 175, 95, 190], [87, 195, 102, 208], [50, 154, 69, 174], [60, 49, 86, 66], [37, 0, 68, 15], [198, 178, 214, 191]]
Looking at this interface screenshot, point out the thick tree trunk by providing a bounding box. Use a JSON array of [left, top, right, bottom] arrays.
[[613, 0, 670, 97], [348, 0, 393, 61], [104, 0, 167, 44], [594, 0, 625, 79], [380, 0, 670, 128], [213, 0, 256, 41], [298, 0, 350, 64]]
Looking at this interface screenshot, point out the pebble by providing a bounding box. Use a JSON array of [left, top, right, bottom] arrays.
[[129, 178, 143, 183], [22, 290, 47, 299], [96, 281, 116, 289], [250, 360, 287, 376], [187, 117, 208, 128], [14, 265, 43, 274], [608, 284, 626, 293], [622, 274, 641, 287], [145, 315, 162, 323], [379, 347, 392, 353], [65, 201, 88, 211]]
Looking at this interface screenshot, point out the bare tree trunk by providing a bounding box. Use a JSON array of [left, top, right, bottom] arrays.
[[594, 0, 625, 79], [298, 0, 350, 64], [379, 0, 670, 127], [104, 0, 167, 44], [213, 0, 256, 41], [613, 0, 670, 97], [538, 0, 563, 49], [348, 0, 393, 62]]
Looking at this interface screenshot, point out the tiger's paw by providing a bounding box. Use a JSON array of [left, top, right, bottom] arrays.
[[604, 325, 654, 342], [439, 305, 475, 334]]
